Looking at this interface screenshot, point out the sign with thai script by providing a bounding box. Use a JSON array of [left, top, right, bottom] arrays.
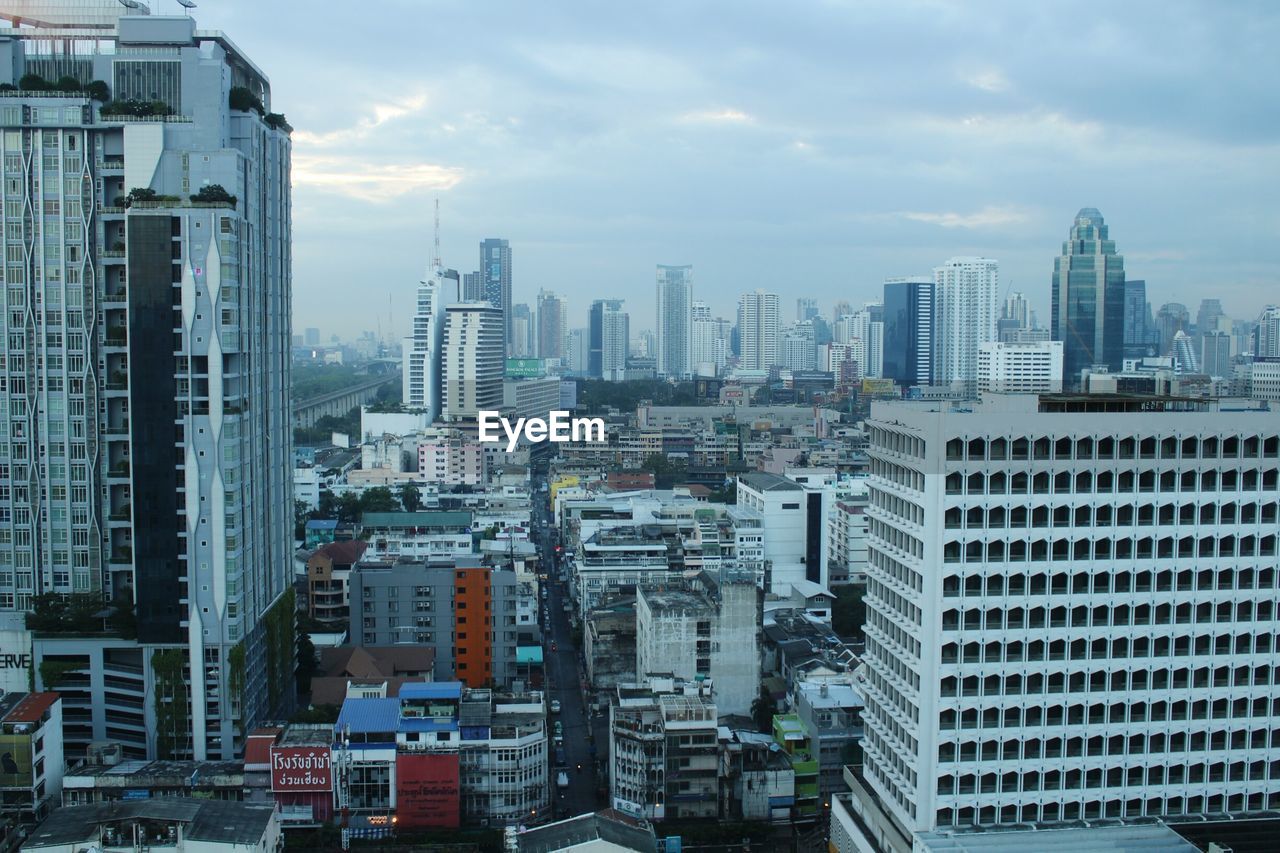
[[270, 746, 333, 792], [395, 753, 459, 829]]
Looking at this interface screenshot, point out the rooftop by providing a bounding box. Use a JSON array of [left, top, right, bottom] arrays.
[[360, 510, 473, 529], [1, 692, 58, 725], [738, 472, 803, 492], [517, 809, 657, 853], [916, 821, 1199, 852], [25, 799, 275, 849]]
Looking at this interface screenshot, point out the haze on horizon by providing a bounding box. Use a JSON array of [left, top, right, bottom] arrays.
[[201, 0, 1278, 341]]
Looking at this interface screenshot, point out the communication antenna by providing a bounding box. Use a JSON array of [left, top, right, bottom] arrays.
[[432, 196, 442, 275], [176, 0, 198, 12]]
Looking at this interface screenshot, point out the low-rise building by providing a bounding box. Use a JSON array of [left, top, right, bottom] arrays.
[[306, 540, 368, 623], [791, 679, 864, 798], [61, 760, 245, 806], [23, 800, 281, 853], [514, 808, 658, 853], [772, 714, 819, 820], [718, 729, 795, 823], [0, 693, 63, 825], [359, 511, 474, 563], [310, 646, 435, 708]]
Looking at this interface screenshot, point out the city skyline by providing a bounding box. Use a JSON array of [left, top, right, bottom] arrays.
[[173, 0, 1279, 339]]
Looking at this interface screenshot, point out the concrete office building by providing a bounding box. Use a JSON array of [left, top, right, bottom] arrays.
[[601, 301, 630, 381], [655, 264, 692, 378], [442, 303, 504, 422], [977, 340, 1064, 395], [1253, 306, 1280, 359], [0, 9, 294, 760], [690, 301, 729, 377], [852, 394, 1280, 849], [933, 257, 999, 390], [635, 570, 760, 717], [535, 289, 568, 361], [737, 290, 781, 371], [480, 238, 512, 354], [350, 559, 518, 688], [736, 472, 832, 595]]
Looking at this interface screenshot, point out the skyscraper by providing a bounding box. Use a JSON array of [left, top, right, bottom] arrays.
[[1051, 208, 1126, 382], [1155, 303, 1190, 357], [690, 301, 729, 376], [933, 257, 999, 389], [462, 271, 484, 302], [403, 269, 460, 420], [1002, 292, 1029, 328], [1200, 331, 1233, 378], [535, 290, 568, 360], [1254, 306, 1280, 358], [882, 277, 935, 387], [1196, 298, 1224, 337], [1122, 279, 1159, 360], [796, 297, 818, 323], [442, 304, 504, 421], [589, 299, 627, 379], [737, 290, 781, 371], [655, 265, 692, 378], [509, 302, 533, 358], [3, 9, 293, 761], [480, 238, 512, 354], [858, 396, 1280, 839]]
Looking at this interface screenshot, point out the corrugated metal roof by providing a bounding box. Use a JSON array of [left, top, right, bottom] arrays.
[[400, 682, 462, 700], [336, 698, 400, 734], [360, 511, 472, 528]]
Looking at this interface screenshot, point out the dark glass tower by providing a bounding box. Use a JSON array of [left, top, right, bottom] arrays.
[[1051, 208, 1126, 382], [882, 277, 935, 387], [1122, 279, 1159, 360], [480, 238, 512, 354]]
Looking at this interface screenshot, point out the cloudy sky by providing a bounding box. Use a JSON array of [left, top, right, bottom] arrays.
[[198, 0, 1277, 340]]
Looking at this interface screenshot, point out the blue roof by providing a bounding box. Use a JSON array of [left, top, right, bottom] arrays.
[[399, 682, 462, 700], [400, 718, 458, 733], [306, 519, 339, 530], [337, 697, 400, 734], [517, 646, 544, 664]]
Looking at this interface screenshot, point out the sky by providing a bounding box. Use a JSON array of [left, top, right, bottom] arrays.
[[191, 0, 1278, 340]]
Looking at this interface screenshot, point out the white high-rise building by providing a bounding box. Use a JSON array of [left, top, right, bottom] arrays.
[[737, 290, 781, 371], [656, 265, 692, 378], [536, 289, 568, 360], [4, 9, 293, 761], [977, 341, 1064, 395], [1252, 306, 1280, 358], [690, 301, 729, 377], [442, 303, 504, 421], [933, 257, 1000, 389], [402, 269, 460, 420], [601, 302, 630, 381], [856, 395, 1280, 846], [836, 305, 885, 378]]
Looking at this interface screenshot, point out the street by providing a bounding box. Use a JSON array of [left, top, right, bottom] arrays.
[[531, 467, 604, 820]]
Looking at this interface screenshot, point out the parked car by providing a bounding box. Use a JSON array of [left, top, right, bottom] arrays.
[[551, 699, 561, 714], [556, 771, 569, 789]]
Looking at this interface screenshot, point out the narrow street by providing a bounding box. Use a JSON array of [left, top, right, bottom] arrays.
[[531, 468, 603, 820]]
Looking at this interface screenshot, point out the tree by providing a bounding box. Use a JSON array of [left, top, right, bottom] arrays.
[[85, 79, 110, 102], [641, 453, 687, 489], [56, 75, 83, 93], [18, 73, 48, 91], [750, 683, 778, 732], [294, 499, 310, 541], [398, 483, 422, 513], [296, 632, 317, 694], [228, 85, 265, 115], [832, 585, 866, 638], [190, 183, 237, 206], [359, 487, 399, 515], [335, 492, 362, 524]]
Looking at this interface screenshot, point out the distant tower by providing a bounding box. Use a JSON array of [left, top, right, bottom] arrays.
[[480, 238, 512, 354], [737, 290, 781, 370], [655, 265, 693, 378], [1051, 208, 1126, 381]]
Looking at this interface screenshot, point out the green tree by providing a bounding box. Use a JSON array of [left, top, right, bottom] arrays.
[[294, 499, 310, 540], [18, 73, 48, 91], [296, 632, 317, 694], [750, 683, 778, 733], [228, 85, 264, 115], [358, 487, 399, 515], [832, 585, 866, 638], [335, 492, 362, 523], [85, 79, 110, 101], [398, 483, 422, 512], [55, 75, 83, 92], [641, 453, 687, 489], [190, 183, 237, 206]]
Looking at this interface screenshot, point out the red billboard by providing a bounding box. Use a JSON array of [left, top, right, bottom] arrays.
[[270, 746, 333, 792], [395, 753, 460, 829]]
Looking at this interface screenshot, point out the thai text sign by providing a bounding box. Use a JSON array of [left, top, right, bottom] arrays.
[[270, 746, 333, 792]]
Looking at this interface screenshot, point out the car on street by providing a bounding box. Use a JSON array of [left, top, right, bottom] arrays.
[[555, 747, 567, 766], [550, 699, 561, 714], [556, 771, 569, 789]]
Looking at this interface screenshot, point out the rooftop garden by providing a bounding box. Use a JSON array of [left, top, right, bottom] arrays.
[[0, 74, 110, 101]]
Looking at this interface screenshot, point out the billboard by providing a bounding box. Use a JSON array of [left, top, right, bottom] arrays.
[[861, 378, 898, 397], [0, 628, 32, 695], [0, 734, 33, 787], [270, 746, 333, 792], [505, 358, 545, 378], [395, 753, 460, 829]]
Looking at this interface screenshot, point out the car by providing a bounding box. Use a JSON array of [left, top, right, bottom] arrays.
[[553, 734, 564, 747], [551, 641, 557, 652], [554, 721, 563, 736], [555, 747, 567, 766], [550, 699, 561, 714], [556, 771, 569, 789]]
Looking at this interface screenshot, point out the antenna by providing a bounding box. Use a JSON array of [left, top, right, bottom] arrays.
[[432, 196, 442, 275]]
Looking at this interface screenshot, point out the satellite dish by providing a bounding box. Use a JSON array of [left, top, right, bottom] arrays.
[[176, 0, 197, 7], [117, 0, 149, 10]]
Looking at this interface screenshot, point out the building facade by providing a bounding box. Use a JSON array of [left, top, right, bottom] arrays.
[[655, 264, 692, 378], [977, 341, 1064, 395], [858, 394, 1280, 842], [1052, 208, 1126, 381], [1, 11, 294, 761], [442, 303, 504, 422], [737, 290, 781, 371], [882, 277, 934, 388], [480, 238, 512, 355], [932, 258, 999, 390]]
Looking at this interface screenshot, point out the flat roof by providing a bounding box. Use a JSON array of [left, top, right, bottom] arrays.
[[400, 682, 462, 700], [738, 472, 803, 492], [917, 822, 1199, 852], [361, 511, 473, 528], [25, 799, 275, 848]]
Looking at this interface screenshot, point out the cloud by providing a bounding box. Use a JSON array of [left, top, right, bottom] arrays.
[[293, 157, 464, 203], [898, 206, 1031, 229], [966, 69, 1011, 93], [292, 93, 429, 148], [679, 107, 754, 124]]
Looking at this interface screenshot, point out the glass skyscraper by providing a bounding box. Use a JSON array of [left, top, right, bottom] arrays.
[[480, 238, 512, 355], [882, 277, 934, 387], [1051, 208, 1126, 382]]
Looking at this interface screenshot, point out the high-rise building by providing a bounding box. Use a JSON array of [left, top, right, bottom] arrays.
[[1002, 292, 1029, 329], [304, 327, 321, 346], [690, 301, 729, 377], [882, 277, 935, 387], [442, 303, 504, 421], [858, 395, 1280, 842], [1155, 302, 1190, 357], [835, 305, 884, 378], [1253, 306, 1280, 358], [977, 341, 1064, 395], [479, 238, 512, 353], [797, 297, 819, 323], [780, 324, 817, 371], [832, 300, 853, 322], [1196, 298, 1224, 337], [509, 302, 533, 358], [1200, 330, 1233, 379], [462, 271, 484, 302], [933, 257, 999, 389], [737, 290, 781, 371], [566, 327, 590, 374], [601, 302, 630, 381], [402, 269, 460, 420], [3, 10, 293, 761], [535, 290, 567, 360], [1170, 330, 1199, 373], [1051, 208, 1126, 381], [1122, 279, 1160, 360], [655, 265, 692, 378]]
